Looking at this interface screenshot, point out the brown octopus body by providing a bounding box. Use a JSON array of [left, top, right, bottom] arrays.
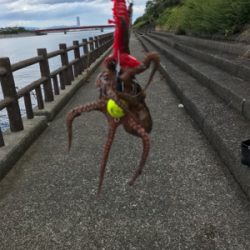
[[66, 52, 160, 194]]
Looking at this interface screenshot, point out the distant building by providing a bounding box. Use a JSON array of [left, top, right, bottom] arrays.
[[76, 16, 80, 27]]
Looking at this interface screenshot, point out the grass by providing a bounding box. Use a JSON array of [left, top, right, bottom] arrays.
[[140, 0, 250, 36]]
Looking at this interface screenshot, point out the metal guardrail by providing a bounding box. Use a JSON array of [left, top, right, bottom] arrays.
[[0, 32, 114, 147]]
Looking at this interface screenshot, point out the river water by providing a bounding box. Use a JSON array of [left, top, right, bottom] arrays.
[[0, 30, 111, 131]]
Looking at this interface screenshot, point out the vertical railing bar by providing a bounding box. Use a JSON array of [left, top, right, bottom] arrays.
[[0, 127, 5, 147], [82, 38, 89, 70], [35, 86, 44, 109], [24, 92, 34, 119], [59, 71, 65, 90], [59, 43, 73, 83], [0, 57, 23, 132], [52, 75, 60, 95], [76, 40, 84, 74], [82, 39, 88, 55], [89, 37, 94, 64], [93, 37, 98, 61], [37, 48, 54, 102], [73, 40, 81, 76]]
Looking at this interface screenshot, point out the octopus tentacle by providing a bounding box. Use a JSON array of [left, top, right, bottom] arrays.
[[120, 52, 160, 93], [97, 119, 120, 195], [126, 117, 150, 186], [66, 100, 105, 151]]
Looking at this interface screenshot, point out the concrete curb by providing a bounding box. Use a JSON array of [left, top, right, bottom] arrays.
[[0, 47, 112, 180], [0, 116, 47, 180], [34, 46, 112, 121], [136, 33, 250, 200]]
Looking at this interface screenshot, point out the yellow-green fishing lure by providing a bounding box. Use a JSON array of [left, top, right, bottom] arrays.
[[107, 99, 126, 118]]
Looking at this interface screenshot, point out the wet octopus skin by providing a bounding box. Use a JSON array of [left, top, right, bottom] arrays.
[[66, 52, 160, 195]]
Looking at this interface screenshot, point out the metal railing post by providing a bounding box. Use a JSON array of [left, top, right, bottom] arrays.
[[0, 57, 23, 132]]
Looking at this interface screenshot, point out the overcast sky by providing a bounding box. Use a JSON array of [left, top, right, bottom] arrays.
[[0, 0, 147, 28]]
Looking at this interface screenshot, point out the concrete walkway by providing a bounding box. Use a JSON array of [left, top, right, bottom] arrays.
[[0, 35, 250, 249]]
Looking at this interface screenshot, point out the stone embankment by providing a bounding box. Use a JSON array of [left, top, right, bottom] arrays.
[[137, 30, 250, 199]]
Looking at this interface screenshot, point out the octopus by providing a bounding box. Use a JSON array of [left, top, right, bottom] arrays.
[[66, 0, 160, 194]]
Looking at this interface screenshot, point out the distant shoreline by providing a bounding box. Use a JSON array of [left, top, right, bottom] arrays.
[[0, 32, 39, 39]]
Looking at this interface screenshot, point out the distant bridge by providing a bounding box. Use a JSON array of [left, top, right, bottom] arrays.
[[35, 25, 115, 35]]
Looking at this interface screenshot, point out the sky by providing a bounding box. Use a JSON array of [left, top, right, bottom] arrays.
[[0, 0, 147, 28]]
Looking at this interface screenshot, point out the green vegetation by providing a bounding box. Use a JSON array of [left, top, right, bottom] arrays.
[[0, 27, 31, 35], [134, 0, 250, 36], [134, 0, 182, 28]]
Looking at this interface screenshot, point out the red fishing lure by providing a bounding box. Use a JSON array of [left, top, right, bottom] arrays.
[[106, 0, 141, 68]]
